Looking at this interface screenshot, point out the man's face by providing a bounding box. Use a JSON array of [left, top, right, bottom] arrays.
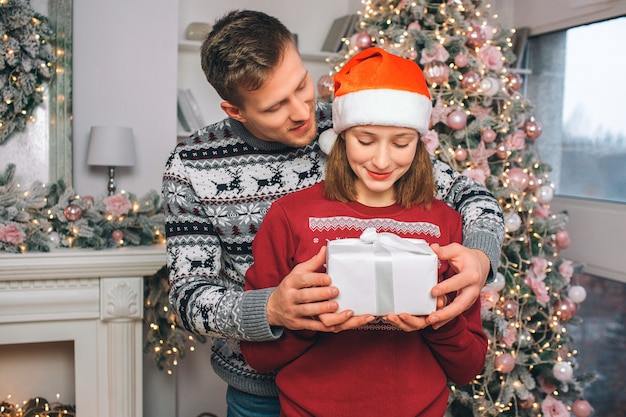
[[224, 44, 318, 148]]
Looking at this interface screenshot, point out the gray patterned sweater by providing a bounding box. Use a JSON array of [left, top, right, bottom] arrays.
[[162, 101, 504, 397]]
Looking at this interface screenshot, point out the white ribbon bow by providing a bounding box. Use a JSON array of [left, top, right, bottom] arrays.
[[359, 227, 432, 255], [357, 228, 432, 314]]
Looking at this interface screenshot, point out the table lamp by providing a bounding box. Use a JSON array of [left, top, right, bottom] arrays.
[[86, 126, 137, 195]]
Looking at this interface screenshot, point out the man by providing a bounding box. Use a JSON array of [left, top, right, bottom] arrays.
[[162, 9, 504, 417]]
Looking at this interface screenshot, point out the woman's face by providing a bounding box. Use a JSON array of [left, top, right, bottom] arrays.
[[343, 125, 419, 207]]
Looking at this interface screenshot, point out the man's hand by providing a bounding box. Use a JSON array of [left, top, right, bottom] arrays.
[[427, 243, 490, 330], [266, 246, 355, 332]]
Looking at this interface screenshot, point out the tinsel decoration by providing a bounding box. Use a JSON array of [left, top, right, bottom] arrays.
[[0, 163, 165, 252], [144, 265, 206, 374], [327, 1, 597, 416], [0, 0, 57, 144]]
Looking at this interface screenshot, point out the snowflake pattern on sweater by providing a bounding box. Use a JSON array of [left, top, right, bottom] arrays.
[[162, 101, 504, 397]]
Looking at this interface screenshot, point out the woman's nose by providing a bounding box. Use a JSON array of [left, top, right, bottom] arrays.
[[371, 145, 391, 169]]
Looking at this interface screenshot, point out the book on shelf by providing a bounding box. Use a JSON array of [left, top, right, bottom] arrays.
[[176, 99, 191, 132], [321, 14, 359, 53], [177, 89, 194, 132], [177, 88, 205, 132]]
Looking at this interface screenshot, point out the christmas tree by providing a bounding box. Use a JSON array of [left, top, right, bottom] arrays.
[[322, 1, 595, 416]]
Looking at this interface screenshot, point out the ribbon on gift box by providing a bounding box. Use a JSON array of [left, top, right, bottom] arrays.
[[358, 227, 434, 314]]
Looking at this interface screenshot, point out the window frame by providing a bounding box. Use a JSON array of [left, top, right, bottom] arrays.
[[551, 197, 626, 283]]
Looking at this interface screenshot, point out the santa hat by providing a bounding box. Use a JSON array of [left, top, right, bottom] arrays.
[[319, 47, 432, 155]]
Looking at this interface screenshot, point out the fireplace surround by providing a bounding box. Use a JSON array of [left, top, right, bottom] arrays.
[[0, 245, 166, 416]]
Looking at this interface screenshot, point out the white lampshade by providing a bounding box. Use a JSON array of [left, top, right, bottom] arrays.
[[87, 126, 137, 167]]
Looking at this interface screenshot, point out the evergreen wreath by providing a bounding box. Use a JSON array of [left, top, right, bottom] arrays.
[[0, 0, 56, 144]]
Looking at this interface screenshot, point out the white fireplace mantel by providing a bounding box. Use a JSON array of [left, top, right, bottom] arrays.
[[0, 245, 167, 417]]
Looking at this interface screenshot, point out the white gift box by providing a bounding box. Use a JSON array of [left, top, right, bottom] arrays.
[[326, 228, 438, 316]]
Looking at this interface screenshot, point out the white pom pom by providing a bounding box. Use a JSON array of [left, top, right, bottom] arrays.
[[318, 129, 338, 155]]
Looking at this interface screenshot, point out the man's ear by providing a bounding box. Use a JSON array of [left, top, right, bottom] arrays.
[[221, 101, 247, 123]]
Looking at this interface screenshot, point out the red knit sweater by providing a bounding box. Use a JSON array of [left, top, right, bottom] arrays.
[[242, 183, 487, 417]]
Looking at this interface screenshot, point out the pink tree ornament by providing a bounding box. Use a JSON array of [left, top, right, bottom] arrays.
[[461, 71, 481, 91], [454, 147, 468, 161], [481, 128, 497, 143], [552, 361, 574, 382], [555, 229, 571, 249], [554, 297, 577, 322], [572, 399, 593, 417], [506, 72, 523, 92], [506, 167, 530, 191], [64, 204, 83, 222], [454, 53, 468, 68], [466, 25, 487, 49], [494, 352, 515, 373], [354, 32, 372, 49], [525, 119, 543, 140], [447, 110, 467, 130], [423, 61, 450, 85], [568, 285, 587, 303]]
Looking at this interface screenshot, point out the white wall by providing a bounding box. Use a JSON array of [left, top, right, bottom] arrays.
[[72, 0, 178, 197]]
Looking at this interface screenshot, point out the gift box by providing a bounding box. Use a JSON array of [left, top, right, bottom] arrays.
[[326, 228, 438, 316]]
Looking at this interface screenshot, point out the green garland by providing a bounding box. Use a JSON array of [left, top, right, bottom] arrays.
[[0, 163, 164, 252], [0, 0, 57, 144]]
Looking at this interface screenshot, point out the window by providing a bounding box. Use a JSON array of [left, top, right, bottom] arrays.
[[522, 14, 626, 282], [524, 16, 626, 204]]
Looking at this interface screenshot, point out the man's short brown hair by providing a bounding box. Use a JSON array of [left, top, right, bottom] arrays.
[[200, 10, 296, 107]]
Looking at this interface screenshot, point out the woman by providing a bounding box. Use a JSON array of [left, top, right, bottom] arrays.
[[241, 48, 487, 417]]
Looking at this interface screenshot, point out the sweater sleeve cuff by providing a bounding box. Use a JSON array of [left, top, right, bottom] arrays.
[[241, 288, 283, 342], [463, 231, 500, 283]]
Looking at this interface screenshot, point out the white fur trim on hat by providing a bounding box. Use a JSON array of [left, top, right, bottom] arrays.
[[318, 128, 338, 155], [333, 88, 432, 136]]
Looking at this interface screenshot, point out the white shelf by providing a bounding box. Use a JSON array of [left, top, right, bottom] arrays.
[[178, 39, 202, 51], [301, 51, 339, 62]]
